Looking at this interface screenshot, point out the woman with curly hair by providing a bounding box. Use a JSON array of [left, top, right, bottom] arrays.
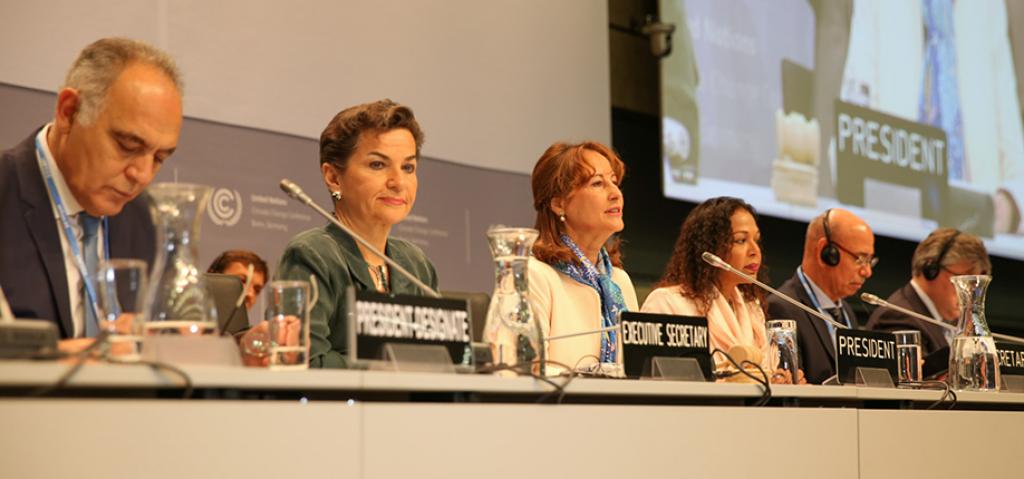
[[643, 197, 800, 381], [528, 141, 638, 374]]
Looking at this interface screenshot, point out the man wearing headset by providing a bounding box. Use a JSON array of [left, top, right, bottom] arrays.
[[866, 229, 991, 357], [767, 208, 876, 384]]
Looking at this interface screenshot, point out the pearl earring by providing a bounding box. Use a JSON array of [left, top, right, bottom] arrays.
[[559, 214, 566, 223], [331, 191, 342, 200]]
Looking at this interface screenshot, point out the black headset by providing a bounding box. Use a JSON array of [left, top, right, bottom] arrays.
[[922, 230, 961, 280], [820, 209, 841, 267]]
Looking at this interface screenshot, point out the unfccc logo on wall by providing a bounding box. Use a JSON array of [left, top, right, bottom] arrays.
[[208, 188, 243, 227]]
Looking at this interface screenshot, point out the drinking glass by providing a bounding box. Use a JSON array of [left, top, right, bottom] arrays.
[[265, 280, 311, 370], [893, 330, 922, 383], [764, 319, 800, 384], [95, 259, 147, 362]]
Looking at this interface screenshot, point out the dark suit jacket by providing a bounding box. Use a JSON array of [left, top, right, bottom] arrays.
[[1, 130, 156, 339], [865, 282, 949, 356], [767, 272, 857, 384]]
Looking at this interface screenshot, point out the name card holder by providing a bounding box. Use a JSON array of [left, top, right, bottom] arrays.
[[620, 312, 712, 381], [854, 367, 896, 388], [642, 356, 705, 382], [996, 341, 1024, 393], [347, 288, 473, 373], [835, 329, 898, 387], [376, 343, 456, 374], [142, 336, 243, 367]]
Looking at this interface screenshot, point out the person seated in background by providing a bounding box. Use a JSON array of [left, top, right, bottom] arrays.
[[642, 197, 804, 384], [207, 249, 269, 311], [767, 208, 876, 384], [527, 141, 638, 374], [273, 99, 437, 368], [0, 38, 182, 352], [866, 228, 990, 356]]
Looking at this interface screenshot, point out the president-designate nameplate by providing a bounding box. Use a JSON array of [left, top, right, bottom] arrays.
[[835, 329, 898, 384], [620, 312, 712, 380], [346, 289, 473, 366], [996, 341, 1024, 376]]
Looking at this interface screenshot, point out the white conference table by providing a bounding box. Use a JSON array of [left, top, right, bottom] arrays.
[[0, 361, 1021, 479]]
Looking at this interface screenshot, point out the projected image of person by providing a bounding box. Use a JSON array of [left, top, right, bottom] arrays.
[[272, 100, 437, 368], [642, 197, 805, 384], [866, 228, 990, 355], [837, 0, 1024, 237], [528, 142, 638, 373], [660, 0, 701, 185]]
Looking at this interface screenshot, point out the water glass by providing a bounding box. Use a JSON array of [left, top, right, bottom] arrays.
[[893, 330, 922, 383], [265, 280, 311, 370], [764, 319, 800, 384], [95, 259, 148, 362]]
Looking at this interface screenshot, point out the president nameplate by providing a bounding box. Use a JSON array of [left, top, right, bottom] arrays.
[[347, 289, 472, 366], [835, 329, 898, 385]]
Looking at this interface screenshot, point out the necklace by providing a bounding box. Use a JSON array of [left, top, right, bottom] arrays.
[[369, 264, 390, 293]]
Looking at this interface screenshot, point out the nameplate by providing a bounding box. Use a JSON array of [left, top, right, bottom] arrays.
[[619, 312, 712, 380], [835, 329, 898, 384], [996, 341, 1024, 376], [346, 289, 473, 366], [835, 100, 948, 222]]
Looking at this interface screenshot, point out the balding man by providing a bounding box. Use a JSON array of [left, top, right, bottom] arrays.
[[866, 229, 990, 357], [0, 38, 183, 347], [767, 208, 876, 384]]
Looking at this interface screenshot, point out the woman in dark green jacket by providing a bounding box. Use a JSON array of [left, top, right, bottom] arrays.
[[276, 99, 438, 368]]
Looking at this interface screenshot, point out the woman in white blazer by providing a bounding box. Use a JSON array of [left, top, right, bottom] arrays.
[[528, 141, 638, 374], [641, 197, 804, 384]]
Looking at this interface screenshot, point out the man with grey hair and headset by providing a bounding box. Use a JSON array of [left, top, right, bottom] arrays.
[[866, 228, 991, 357], [0, 38, 184, 352]]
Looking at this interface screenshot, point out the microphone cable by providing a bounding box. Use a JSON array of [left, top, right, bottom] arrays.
[[711, 348, 772, 407]]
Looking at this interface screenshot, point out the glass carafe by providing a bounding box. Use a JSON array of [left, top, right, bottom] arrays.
[[142, 183, 219, 336], [948, 275, 1000, 391], [483, 227, 545, 376]]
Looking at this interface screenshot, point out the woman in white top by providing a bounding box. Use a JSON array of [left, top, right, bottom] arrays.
[[528, 141, 638, 373], [642, 197, 803, 384]]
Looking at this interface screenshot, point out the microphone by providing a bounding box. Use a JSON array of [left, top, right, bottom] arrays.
[[701, 252, 847, 330], [235, 263, 255, 309], [860, 292, 1024, 345], [545, 325, 620, 342], [279, 179, 441, 298]]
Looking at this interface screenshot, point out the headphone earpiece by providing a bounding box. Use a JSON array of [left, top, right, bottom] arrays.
[[922, 230, 961, 281], [820, 209, 840, 267]]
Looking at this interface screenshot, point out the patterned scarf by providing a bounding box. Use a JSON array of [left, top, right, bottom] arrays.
[[553, 234, 628, 363]]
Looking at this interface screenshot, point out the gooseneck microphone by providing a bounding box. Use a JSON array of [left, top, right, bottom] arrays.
[[545, 325, 621, 342], [860, 292, 1024, 345], [279, 179, 442, 298], [701, 252, 847, 330]]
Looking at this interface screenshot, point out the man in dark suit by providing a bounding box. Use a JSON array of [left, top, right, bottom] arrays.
[[0, 38, 183, 349], [866, 229, 990, 356], [768, 209, 876, 384]]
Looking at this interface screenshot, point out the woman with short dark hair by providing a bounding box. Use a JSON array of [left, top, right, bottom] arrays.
[[275, 99, 437, 368]]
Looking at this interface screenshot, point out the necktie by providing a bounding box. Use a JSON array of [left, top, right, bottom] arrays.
[[81, 213, 101, 337], [827, 306, 848, 328]]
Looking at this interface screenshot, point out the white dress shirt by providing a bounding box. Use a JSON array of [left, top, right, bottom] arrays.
[[35, 124, 105, 338]]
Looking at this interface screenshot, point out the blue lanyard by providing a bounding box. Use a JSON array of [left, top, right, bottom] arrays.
[[796, 267, 848, 331], [34, 134, 110, 323]]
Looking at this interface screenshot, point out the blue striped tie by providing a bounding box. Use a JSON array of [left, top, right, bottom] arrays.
[[81, 213, 101, 337]]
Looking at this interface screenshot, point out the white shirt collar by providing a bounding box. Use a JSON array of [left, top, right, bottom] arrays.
[[798, 266, 839, 309], [35, 123, 85, 217], [909, 278, 944, 322]]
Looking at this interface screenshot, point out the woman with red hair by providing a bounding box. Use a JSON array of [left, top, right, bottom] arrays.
[[528, 141, 638, 374]]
